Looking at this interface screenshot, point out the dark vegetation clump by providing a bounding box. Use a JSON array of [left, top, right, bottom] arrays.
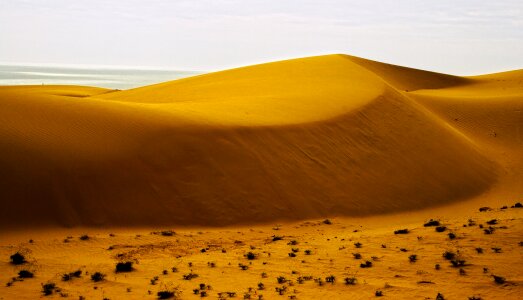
[[512, 202, 522, 208], [344, 277, 357, 285], [486, 219, 498, 225], [409, 254, 417, 262], [322, 219, 332, 225], [360, 261, 372, 268], [18, 270, 34, 278], [91, 272, 105, 282], [435, 226, 447, 233], [62, 270, 82, 281], [353, 253, 362, 259], [450, 259, 466, 268], [277, 276, 287, 284], [394, 229, 409, 234], [484, 227, 495, 234], [183, 273, 199, 280], [479, 207, 491, 212], [157, 290, 176, 299], [79, 235, 89, 241], [325, 275, 335, 283], [304, 249, 312, 255], [116, 261, 134, 272], [245, 252, 257, 260], [424, 219, 440, 227], [436, 293, 445, 300], [375, 290, 383, 297], [354, 242, 362, 248], [443, 251, 456, 260], [272, 236, 283, 242], [10, 252, 26, 265], [492, 275, 506, 284], [42, 282, 57, 296], [448, 232, 456, 240], [288, 252, 297, 258], [476, 247, 484, 254]]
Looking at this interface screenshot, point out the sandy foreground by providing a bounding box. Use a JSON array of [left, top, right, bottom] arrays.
[[0, 54, 522, 298]]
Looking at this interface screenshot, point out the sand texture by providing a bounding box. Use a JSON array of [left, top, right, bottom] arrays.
[[0, 54, 522, 299]]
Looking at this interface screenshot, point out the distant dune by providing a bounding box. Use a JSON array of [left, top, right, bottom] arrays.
[[0, 54, 521, 229]]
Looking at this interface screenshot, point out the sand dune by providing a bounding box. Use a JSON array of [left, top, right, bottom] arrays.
[[0, 54, 521, 229]]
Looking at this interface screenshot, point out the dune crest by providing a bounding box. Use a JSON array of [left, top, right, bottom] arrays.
[[1, 54, 521, 228]]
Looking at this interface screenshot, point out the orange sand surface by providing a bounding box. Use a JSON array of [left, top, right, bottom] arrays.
[[0, 54, 522, 299]]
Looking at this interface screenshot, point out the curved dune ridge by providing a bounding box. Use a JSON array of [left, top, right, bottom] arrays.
[[0, 54, 521, 228]]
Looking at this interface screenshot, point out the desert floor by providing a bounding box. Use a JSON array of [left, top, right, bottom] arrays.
[[1, 204, 522, 299]]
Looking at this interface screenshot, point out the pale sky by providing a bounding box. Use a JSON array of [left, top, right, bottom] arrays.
[[0, 0, 522, 75]]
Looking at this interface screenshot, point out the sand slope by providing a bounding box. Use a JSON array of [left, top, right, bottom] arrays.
[[0, 54, 521, 228]]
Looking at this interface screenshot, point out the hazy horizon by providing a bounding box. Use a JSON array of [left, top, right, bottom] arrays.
[[1, 0, 522, 75]]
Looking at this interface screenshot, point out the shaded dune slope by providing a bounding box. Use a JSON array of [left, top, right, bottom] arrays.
[[0, 55, 512, 228]]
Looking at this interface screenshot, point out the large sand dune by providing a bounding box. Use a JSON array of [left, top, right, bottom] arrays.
[[0, 54, 521, 229]]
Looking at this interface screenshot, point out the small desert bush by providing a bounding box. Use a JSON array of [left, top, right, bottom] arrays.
[[91, 272, 105, 282], [435, 226, 447, 232], [116, 261, 134, 272], [360, 261, 372, 268], [42, 282, 57, 295], [344, 277, 357, 285], [245, 252, 257, 260], [183, 273, 199, 280], [492, 275, 505, 284], [424, 219, 440, 227], [10, 252, 26, 265], [62, 270, 82, 281], [18, 270, 34, 278], [394, 229, 409, 234]]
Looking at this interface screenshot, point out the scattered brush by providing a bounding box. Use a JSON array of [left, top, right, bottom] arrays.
[[272, 236, 283, 242], [394, 229, 409, 234], [62, 270, 82, 281], [239, 263, 249, 270], [442, 251, 456, 260], [344, 277, 357, 285], [354, 242, 362, 248], [435, 226, 447, 233], [375, 290, 383, 297], [322, 219, 332, 225], [277, 276, 287, 284], [484, 227, 495, 234], [245, 252, 257, 260], [304, 249, 312, 255], [183, 273, 199, 280], [479, 207, 491, 212], [486, 219, 498, 225], [512, 202, 522, 208], [42, 282, 58, 296], [10, 252, 26, 265], [491, 247, 502, 253], [258, 282, 265, 290], [448, 232, 456, 240], [157, 290, 177, 299], [288, 252, 297, 258], [287, 240, 299, 245], [325, 275, 335, 283], [424, 219, 440, 227], [91, 272, 105, 282], [79, 234, 90, 241], [18, 270, 34, 278], [409, 254, 417, 262], [436, 293, 445, 300], [360, 261, 372, 268], [475, 247, 483, 254], [450, 259, 466, 268], [353, 253, 362, 259], [116, 261, 134, 272], [492, 275, 506, 284]]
